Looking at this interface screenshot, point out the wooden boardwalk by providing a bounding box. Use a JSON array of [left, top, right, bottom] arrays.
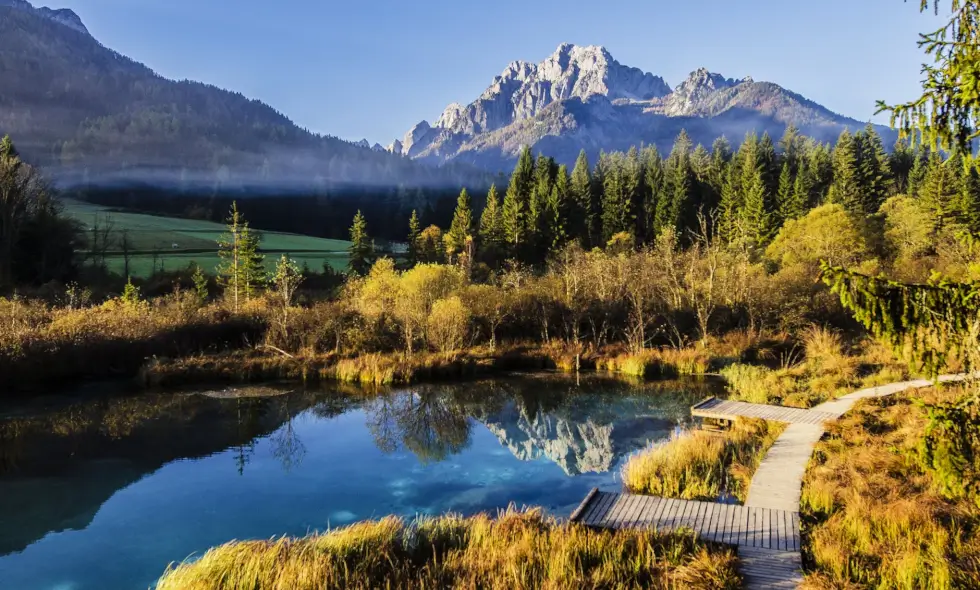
[[571, 375, 974, 589], [571, 489, 801, 551], [691, 397, 838, 425]]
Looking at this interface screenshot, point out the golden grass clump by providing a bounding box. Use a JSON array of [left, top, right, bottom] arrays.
[[801, 385, 980, 589], [623, 418, 785, 502], [598, 348, 711, 378], [156, 508, 742, 590]]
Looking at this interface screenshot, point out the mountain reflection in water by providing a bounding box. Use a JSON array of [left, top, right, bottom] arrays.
[[0, 374, 720, 590]]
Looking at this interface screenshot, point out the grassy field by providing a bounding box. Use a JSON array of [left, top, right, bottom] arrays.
[[62, 199, 350, 277]]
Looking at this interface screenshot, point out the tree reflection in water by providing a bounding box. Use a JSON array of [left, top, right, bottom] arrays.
[[366, 387, 472, 463]]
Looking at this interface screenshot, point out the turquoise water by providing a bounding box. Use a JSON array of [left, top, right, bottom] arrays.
[[0, 375, 719, 590]]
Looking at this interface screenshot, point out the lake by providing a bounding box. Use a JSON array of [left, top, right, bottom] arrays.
[[0, 374, 721, 590]]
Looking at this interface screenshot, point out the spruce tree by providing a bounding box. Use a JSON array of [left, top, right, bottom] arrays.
[[348, 210, 373, 275], [216, 202, 248, 311], [785, 160, 810, 221], [717, 164, 741, 244], [956, 160, 980, 232], [775, 161, 794, 224], [642, 146, 666, 242], [857, 124, 891, 213], [887, 140, 914, 196], [778, 125, 801, 173], [407, 209, 421, 267], [919, 151, 962, 225], [569, 150, 593, 247], [741, 164, 773, 249], [445, 188, 473, 261], [624, 146, 644, 240], [708, 136, 733, 198], [829, 129, 863, 216], [657, 131, 693, 237], [601, 152, 629, 242], [550, 165, 571, 250], [478, 184, 504, 262], [908, 148, 929, 196], [502, 146, 534, 253], [239, 224, 265, 301]]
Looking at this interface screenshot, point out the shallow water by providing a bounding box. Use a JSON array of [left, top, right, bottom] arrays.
[[0, 374, 721, 590]]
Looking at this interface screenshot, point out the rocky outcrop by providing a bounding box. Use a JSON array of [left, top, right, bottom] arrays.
[[0, 0, 89, 35]]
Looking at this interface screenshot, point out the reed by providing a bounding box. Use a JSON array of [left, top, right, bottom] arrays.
[[156, 508, 742, 590], [623, 418, 785, 502]]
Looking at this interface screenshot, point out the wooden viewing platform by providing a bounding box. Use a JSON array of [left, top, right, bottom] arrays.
[[691, 397, 838, 426]]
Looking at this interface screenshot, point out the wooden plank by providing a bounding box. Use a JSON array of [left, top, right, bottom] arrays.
[[604, 494, 629, 527], [636, 496, 661, 530], [621, 494, 641, 529], [569, 487, 598, 522], [790, 512, 800, 552], [587, 492, 613, 527], [762, 508, 771, 550]]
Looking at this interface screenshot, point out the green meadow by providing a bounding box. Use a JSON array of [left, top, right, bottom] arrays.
[[62, 199, 350, 277]]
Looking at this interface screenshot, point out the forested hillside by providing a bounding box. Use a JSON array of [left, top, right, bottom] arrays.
[[0, 2, 478, 190]]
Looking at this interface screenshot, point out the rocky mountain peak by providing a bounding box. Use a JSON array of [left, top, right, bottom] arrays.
[[661, 68, 747, 117], [0, 0, 90, 35]]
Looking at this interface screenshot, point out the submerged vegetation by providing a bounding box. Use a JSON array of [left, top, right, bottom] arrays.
[[155, 508, 742, 590]]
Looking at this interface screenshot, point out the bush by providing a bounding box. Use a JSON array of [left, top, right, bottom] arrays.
[[427, 296, 470, 353]]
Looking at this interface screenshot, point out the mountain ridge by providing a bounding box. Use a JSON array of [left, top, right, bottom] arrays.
[[390, 44, 890, 168]]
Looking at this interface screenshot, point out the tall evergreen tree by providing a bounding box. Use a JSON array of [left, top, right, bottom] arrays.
[[445, 188, 473, 261], [919, 151, 962, 225], [657, 131, 694, 237], [829, 129, 864, 216], [348, 210, 373, 275], [778, 125, 801, 174], [216, 202, 247, 311], [857, 124, 891, 212], [601, 152, 629, 242], [786, 159, 811, 221], [501, 146, 534, 252], [889, 140, 916, 195], [478, 184, 504, 260], [741, 163, 773, 249], [775, 161, 795, 224], [406, 209, 421, 267], [642, 146, 666, 243], [568, 150, 594, 247]]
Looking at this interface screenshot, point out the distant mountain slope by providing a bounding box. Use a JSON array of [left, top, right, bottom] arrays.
[[0, 1, 474, 188], [391, 44, 894, 168]]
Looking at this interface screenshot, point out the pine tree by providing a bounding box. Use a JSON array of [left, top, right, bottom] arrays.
[[348, 210, 373, 275], [529, 154, 556, 256], [445, 188, 473, 261], [216, 202, 247, 311], [758, 132, 778, 192], [502, 146, 534, 252], [829, 129, 863, 216], [478, 184, 504, 262], [919, 151, 962, 225], [741, 164, 773, 249], [717, 164, 741, 244], [775, 161, 794, 224], [407, 209, 421, 267], [779, 125, 801, 173], [957, 160, 980, 232], [569, 150, 593, 247], [857, 124, 891, 213], [658, 131, 694, 237], [642, 146, 665, 243], [708, 136, 733, 197], [239, 224, 264, 301], [908, 147, 929, 196], [601, 152, 629, 242], [889, 140, 916, 195], [549, 165, 571, 250], [785, 159, 810, 222]]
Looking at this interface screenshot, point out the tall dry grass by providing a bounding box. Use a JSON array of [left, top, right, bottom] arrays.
[[597, 348, 712, 378], [0, 294, 265, 391], [623, 419, 785, 502], [801, 386, 980, 589], [156, 508, 742, 590]]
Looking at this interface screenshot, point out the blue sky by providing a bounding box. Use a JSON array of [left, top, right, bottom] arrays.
[[52, 0, 944, 145]]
